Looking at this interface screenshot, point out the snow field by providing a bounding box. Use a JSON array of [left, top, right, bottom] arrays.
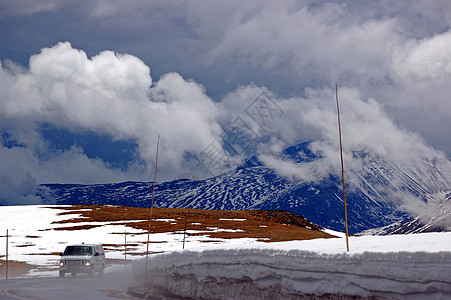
[[1, 206, 145, 265], [0, 205, 268, 276]]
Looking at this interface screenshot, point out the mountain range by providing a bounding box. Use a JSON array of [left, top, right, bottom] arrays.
[[40, 142, 451, 234]]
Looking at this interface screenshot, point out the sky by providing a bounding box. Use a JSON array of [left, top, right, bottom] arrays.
[[1, 1, 451, 200]]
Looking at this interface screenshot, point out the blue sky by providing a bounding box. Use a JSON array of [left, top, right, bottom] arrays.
[[1, 0, 451, 194]]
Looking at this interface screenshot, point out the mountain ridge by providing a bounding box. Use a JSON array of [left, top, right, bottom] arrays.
[[39, 142, 451, 234]]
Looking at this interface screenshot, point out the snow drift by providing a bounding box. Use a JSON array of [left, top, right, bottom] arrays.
[[134, 233, 451, 299]]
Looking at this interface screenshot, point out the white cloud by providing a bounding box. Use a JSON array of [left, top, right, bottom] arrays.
[[259, 154, 333, 183], [394, 30, 451, 80], [251, 86, 451, 216], [0, 42, 222, 184], [218, 83, 451, 189], [392, 30, 451, 113], [387, 29, 451, 153], [182, 1, 451, 157], [3, 1, 451, 157]]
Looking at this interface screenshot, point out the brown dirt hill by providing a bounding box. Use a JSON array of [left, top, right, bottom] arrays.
[[0, 260, 35, 278], [51, 205, 336, 242]]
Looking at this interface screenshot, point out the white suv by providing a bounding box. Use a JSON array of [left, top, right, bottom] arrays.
[[59, 244, 105, 278]]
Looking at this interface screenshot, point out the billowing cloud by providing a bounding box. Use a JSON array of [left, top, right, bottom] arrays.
[[1, 42, 222, 185], [185, 1, 451, 156], [255, 86, 451, 178], [254, 86, 451, 216], [394, 30, 451, 80]]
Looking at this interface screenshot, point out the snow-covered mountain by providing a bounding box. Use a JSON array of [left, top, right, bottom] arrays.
[[362, 191, 451, 235], [42, 142, 451, 234]]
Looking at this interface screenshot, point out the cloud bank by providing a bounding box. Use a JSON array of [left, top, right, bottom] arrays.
[[257, 87, 451, 185], [1, 41, 450, 186], [1, 42, 221, 184]]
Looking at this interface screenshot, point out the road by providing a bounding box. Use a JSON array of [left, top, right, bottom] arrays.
[[0, 266, 140, 300]]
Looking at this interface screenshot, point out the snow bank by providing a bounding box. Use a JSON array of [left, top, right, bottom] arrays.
[[134, 233, 451, 299]]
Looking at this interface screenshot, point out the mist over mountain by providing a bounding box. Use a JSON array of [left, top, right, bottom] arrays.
[[41, 142, 451, 234], [362, 191, 451, 235]]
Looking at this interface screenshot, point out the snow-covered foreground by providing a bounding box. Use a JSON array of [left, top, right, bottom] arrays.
[[1, 205, 451, 299], [0, 205, 290, 276], [134, 233, 451, 299], [1, 205, 142, 276]]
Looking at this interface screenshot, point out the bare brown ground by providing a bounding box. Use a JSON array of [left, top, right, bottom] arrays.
[[0, 260, 35, 278], [50, 205, 335, 242]]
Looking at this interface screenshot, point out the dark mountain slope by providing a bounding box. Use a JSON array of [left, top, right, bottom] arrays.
[[42, 142, 450, 234]]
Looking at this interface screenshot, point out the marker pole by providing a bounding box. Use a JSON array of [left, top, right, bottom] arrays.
[[6, 229, 8, 279], [145, 134, 160, 285], [336, 84, 350, 252]]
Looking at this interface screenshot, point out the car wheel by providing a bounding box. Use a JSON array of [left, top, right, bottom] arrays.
[[59, 271, 65, 278]]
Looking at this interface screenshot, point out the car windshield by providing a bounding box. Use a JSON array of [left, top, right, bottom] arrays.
[[63, 246, 93, 256]]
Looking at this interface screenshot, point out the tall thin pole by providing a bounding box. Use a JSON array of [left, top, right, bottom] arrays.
[[336, 84, 350, 252], [145, 134, 160, 285], [124, 230, 127, 271], [182, 214, 187, 250], [6, 229, 8, 279]]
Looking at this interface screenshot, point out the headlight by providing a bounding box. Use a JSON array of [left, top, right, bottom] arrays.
[[59, 260, 64, 266], [85, 261, 91, 266]]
